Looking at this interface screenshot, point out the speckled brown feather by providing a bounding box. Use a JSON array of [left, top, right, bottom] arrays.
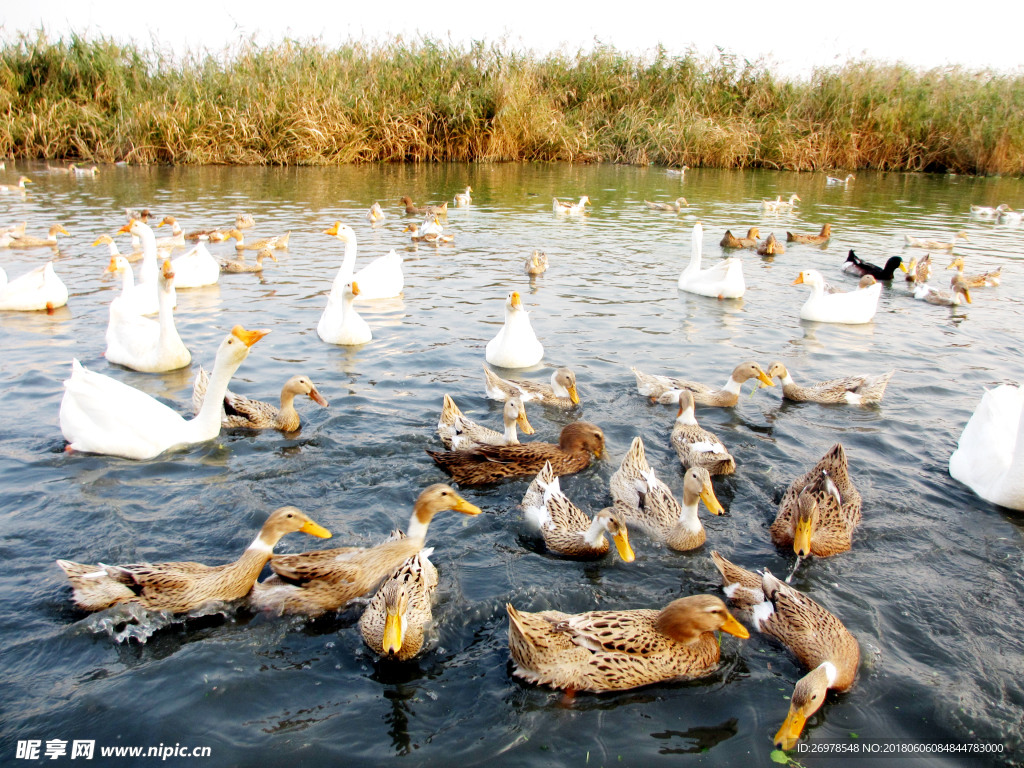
[[709, 550, 765, 609], [521, 462, 611, 558], [359, 550, 438, 660], [483, 366, 577, 408], [670, 411, 736, 475], [786, 224, 832, 244]]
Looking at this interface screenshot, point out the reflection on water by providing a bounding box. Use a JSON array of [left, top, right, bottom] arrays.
[[1, 163, 1023, 766]]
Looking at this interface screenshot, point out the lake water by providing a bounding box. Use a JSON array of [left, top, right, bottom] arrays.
[[1, 163, 1022, 767]]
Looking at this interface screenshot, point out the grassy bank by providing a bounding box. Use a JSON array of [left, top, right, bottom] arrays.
[[1, 32, 1023, 174]]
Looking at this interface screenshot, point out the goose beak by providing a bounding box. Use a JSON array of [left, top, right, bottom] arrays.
[[230, 325, 271, 347], [567, 384, 580, 405], [103, 258, 118, 274], [719, 612, 750, 639], [510, 291, 523, 310], [323, 222, 340, 236], [383, 610, 403, 655], [774, 707, 808, 751], [299, 520, 332, 538], [613, 529, 635, 563], [791, 273, 805, 285], [117, 223, 132, 234], [162, 260, 174, 279], [351, 281, 361, 296], [452, 494, 482, 516]]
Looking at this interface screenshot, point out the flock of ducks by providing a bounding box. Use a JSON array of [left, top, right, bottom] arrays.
[[2, 166, 1022, 756]]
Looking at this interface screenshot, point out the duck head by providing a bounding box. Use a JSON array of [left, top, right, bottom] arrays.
[[775, 663, 836, 750], [681, 466, 724, 515], [654, 595, 749, 645], [593, 508, 635, 562], [557, 421, 605, 458]]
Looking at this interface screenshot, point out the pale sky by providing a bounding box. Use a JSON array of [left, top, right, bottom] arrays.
[[6, 1, 1022, 76]]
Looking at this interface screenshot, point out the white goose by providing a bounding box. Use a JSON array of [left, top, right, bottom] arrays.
[[485, 291, 544, 369], [318, 280, 371, 345], [116, 220, 176, 313], [169, 242, 220, 288], [0, 262, 69, 311], [950, 384, 1024, 510], [105, 260, 191, 372], [323, 222, 403, 300], [677, 222, 745, 298], [60, 326, 268, 460], [792, 269, 880, 324]]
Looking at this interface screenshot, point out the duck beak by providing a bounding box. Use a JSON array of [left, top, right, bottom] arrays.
[[299, 520, 332, 539], [756, 368, 775, 387], [774, 706, 809, 751], [794, 516, 813, 557], [452, 494, 482, 516], [791, 273, 805, 285], [308, 385, 329, 407], [510, 291, 523, 310], [567, 384, 580, 405], [231, 326, 271, 347], [699, 483, 725, 515], [719, 612, 749, 639], [516, 409, 535, 435], [58, 225, 70, 235], [383, 610, 403, 655], [899, 262, 909, 272], [945, 260, 956, 269], [323, 222, 340, 236], [613, 529, 635, 562]]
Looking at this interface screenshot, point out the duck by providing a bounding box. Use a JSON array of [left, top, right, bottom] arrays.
[[762, 194, 800, 212], [400, 196, 448, 216], [323, 222, 403, 299], [228, 229, 290, 251], [402, 223, 454, 244], [914, 280, 971, 306], [358, 548, 438, 660], [366, 202, 386, 223], [484, 365, 579, 409], [949, 384, 1024, 510], [454, 186, 473, 206], [0, 176, 33, 193], [552, 196, 589, 214], [770, 443, 861, 559], [436, 394, 534, 450], [765, 362, 893, 405], [427, 421, 605, 485], [234, 213, 255, 229], [105, 260, 190, 373], [825, 174, 856, 186], [1, 221, 27, 238], [610, 436, 724, 551], [666, 165, 690, 176], [525, 250, 548, 275], [644, 197, 687, 212], [841, 251, 906, 280], [184, 227, 232, 242], [970, 204, 1011, 218], [193, 369, 328, 431], [946, 256, 1001, 288], [420, 214, 444, 235], [824, 274, 876, 294], [48, 163, 74, 173], [719, 227, 760, 248], [56, 506, 331, 614], [125, 208, 152, 224], [793, 269, 881, 324], [318, 280, 372, 345], [680, 223, 745, 298], [0, 262, 69, 311], [248, 485, 481, 615], [904, 231, 969, 250], [997, 209, 1023, 225], [93, 233, 142, 263], [756, 233, 785, 256], [116, 220, 176, 313], [73, 165, 99, 176], [506, 594, 748, 692], [787, 224, 831, 244], [220, 248, 277, 273], [521, 461, 635, 561], [710, 552, 859, 750], [4, 224, 69, 248], [903, 254, 932, 285], [631, 361, 774, 407], [153, 216, 186, 249], [671, 391, 735, 475], [485, 291, 544, 368], [60, 325, 269, 460]]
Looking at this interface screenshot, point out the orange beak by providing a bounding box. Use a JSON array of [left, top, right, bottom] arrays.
[[230, 325, 271, 347]]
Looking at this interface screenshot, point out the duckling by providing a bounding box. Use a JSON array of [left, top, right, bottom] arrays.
[[366, 202, 386, 223], [631, 361, 774, 407], [436, 394, 534, 450], [220, 248, 278, 273], [903, 254, 932, 285], [610, 436, 724, 551], [915, 280, 972, 306], [787, 224, 832, 244], [56, 507, 331, 613], [227, 229, 290, 250], [400, 196, 447, 216], [765, 362, 893, 405], [904, 230, 969, 250], [524, 250, 548, 276], [946, 256, 1001, 288], [358, 549, 438, 660], [841, 251, 906, 280], [521, 461, 635, 561], [756, 233, 785, 256], [427, 422, 604, 485], [719, 227, 760, 248], [825, 174, 856, 186], [670, 391, 735, 475], [454, 186, 473, 206], [5, 224, 69, 248], [553, 196, 589, 214], [484, 366, 580, 409], [249, 485, 480, 615], [192, 369, 329, 431], [0, 176, 33, 193], [644, 197, 688, 212]]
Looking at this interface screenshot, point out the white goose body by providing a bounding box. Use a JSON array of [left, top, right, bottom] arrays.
[[793, 269, 880, 324], [485, 292, 544, 369], [323, 222, 403, 299], [119, 220, 177, 314], [170, 243, 220, 288], [0, 262, 68, 311], [950, 384, 1024, 510], [318, 281, 371, 345], [677, 222, 745, 298], [105, 262, 191, 372]]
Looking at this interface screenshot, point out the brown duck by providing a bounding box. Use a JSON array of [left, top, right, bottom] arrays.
[[766, 362, 893, 405], [670, 390, 736, 475], [358, 549, 438, 660], [400, 196, 448, 216], [787, 224, 832, 244], [719, 227, 759, 248], [192, 367, 329, 431], [756, 233, 786, 256], [427, 421, 605, 485]]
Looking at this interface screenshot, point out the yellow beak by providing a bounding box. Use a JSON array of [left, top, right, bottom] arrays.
[[382, 611, 403, 655], [516, 410, 535, 435], [351, 281, 361, 296], [299, 520, 332, 539], [719, 612, 750, 639], [230, 325, 271, 347], [103, 257, 118, 274], [699, 484, 725, 516], [791, 273, 805, 285], [963, 288, 972, 304], [899, 262, 909, 272], [756, 369, 775, 387], [774, 705, 808, 751], [323, 222, 341, 236], [452, 495, 482, 516], [510, 291, 523, 310], [162, 260, 174, 279], [613, 530, 635, 562], [794, 517, 813, 557], [117, 222, 133, 234], [567, 384, 580, 405], [92, 236, 108, 247], [58, 225, 70, 235]]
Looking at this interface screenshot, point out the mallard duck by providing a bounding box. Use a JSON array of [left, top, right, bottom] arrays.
[[57, 506, 331, 614], [903, 255, 932, 285], [770, 443, 861, 559], [762, 194, 800, 212], [631, 361, 773, 407], [402, 223, 454, 244], [193, 369, 328, 431], [841, 251, 906, 279], [221, 248, 277, 273], [766, 362, 893, 405], [323, 222, 403, 299], [0, 176, 32, 193], [610, 436, 723, 551], [437, 394, 533, 450], [719, 227, 760, 248], [970, 204, 1011, 218], [904, 231, 969, 250], [787, 224, 831, 244], [318, 280, 371, 345], [644, 197, 688, 212], [825, 174, 855, 186], [670, 391, 735, 475], [60, 326, 269, 460], [485, 291, 544, 368], [105, 260, 190, 373], [5, 224, 69, 248], [666, 165, 689, 176], [521, 461, 635, 561], [454, 186, 473, 206], [228, 229, 290, 251], [756, 233, 785, 256], [525, 250, 548, 276], [679, 223, 745, 298], [710, 552, 858, 750], [359, 548, 438, 660], [552, 196, 589, 214], [914, 280, 971, 306], [0, 262, 69, 311], [793, 269, 880, 324], [946, 256, 1000, 288], [506, 594, 748, 692], [484, 365, 579, 408], [427, 421, 604, 485], [249, 485, 481, 615], [366, 202, 386, 223], [400, 196, 448, 216], [950, 384, 1024, 510]]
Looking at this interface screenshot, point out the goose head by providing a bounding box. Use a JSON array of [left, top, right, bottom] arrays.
[[324, 221, 356, 243]]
